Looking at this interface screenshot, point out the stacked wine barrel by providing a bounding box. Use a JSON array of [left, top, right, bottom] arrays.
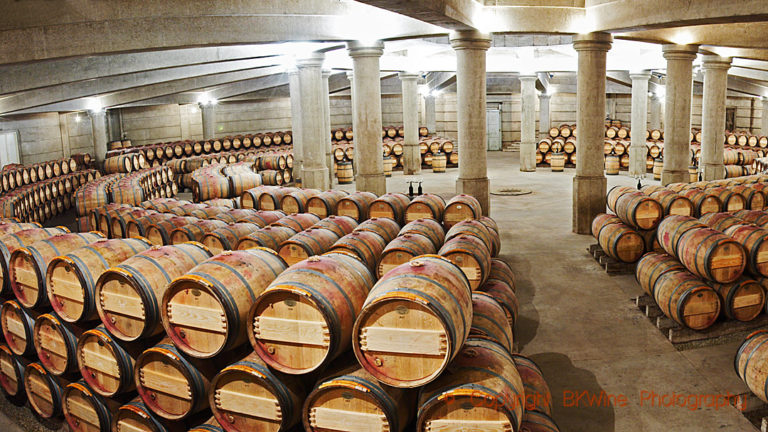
[[0, 155, 90, 196], [0, 187, 560, 432], [73, 167, 177, 229], [172, 149, 293, 195], [595, 177, 768, 331], [538, 124, 765, 177], [331, 125, 457, 178], [105, 131, 294, 168], [0, 169, 100, 224]]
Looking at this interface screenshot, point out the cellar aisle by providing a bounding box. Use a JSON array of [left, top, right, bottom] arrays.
[[0, 150, 758, 432]]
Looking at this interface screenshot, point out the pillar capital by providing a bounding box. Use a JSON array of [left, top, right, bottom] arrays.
[[296, 52, 325, 68], [701, 55, 732, 70], [449, 30, 491, 51], [322, 69, 331, 79], [346, 70, 354, 81], [539, 92, 552, 100], [347, 41, 384, 58], [518, 75, 538, 83], [398, 72, 420, 81], [629, 70, 652, 81], [88, 109, 106, 120], [662, 44, 699, 61], [572, 32, 612, 52]]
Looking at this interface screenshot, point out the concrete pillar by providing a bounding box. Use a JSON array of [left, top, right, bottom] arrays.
[[346, 71, 359, 175], [322, 69, 333, 185], [519, 75, 538, 172], [297, 52, 329, 190], [649, 92, 663, 130], [572, 32, 612, 234], [661, 44, 698, 185], [700, 55, 731, 181], [539, 92, 551, 140], [450, 30, 492, 215], [399, 72, 421, 175], [201, 104, 216, 140], [90, 110, 109, 166], [348, 41, 386, 195], [288, 68, 303, 181], [424, 94, 437, 135], [629, 71, 651, 176], [762, 97, 768, 136]]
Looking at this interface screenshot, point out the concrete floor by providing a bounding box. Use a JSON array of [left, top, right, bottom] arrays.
[[0, 150, 759, 431]]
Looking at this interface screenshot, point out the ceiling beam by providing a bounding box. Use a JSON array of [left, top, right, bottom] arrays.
[[0, 57, 283, 114], [425, 72, 456, 91], [352, 0, 479, 30]]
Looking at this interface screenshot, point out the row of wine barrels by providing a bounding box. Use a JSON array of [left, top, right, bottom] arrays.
[[0, 157, 84, 194]]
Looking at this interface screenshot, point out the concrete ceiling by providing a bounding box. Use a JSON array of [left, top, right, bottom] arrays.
[[2, 0, 768, 116]]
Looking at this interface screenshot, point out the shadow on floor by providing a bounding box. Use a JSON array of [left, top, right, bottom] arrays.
[[505, 251, 539, 352], [530, 352, 616, 432]]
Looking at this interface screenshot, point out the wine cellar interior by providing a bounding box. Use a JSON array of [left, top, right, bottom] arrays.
[[3, 1, 768, 432]]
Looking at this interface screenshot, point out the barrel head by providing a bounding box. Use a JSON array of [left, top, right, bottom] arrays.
[[1, 302, 29, 356], [77, 331, 123, 397], [443, 203, 475, 229], [136, 352, 194, 420], [354, 300, 449, 388], [307, 199, 330, 219], [24, 364, 59, 418], [114, 402, 168, 432], [211, 366, 285, 432], [441, 252, 484, 290], [405, 203, 435, 224], [369, 202, 396, 221], [0, 346, 22, 398], [164, 283, 228, 358], [63, 384, 106, 432], [34, 315, 74, 375], [680, 288, 721, 330], [10, 250, 43, 308], [97, 273, 147, 341], [48, 259, 87, 322]]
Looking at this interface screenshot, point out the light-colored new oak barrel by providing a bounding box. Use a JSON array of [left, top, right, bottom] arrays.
[[680, 189, 722, 217], [271, 213, 320, 233], [62, 380, 120, 432], [162, 249, 287, 359], [10, 232, 104, 310], [236, 225, 297, 251], [0, 226, 69, 296], [369, 193, 410, 224], [479, 278, 519, 329], [614, 191, 663, 230], [306, 190, 349, 219], [170, 220, 228, 244], [146, 217, 198, 246], [201, 223, 261, 255], [354, 217, 401, 243], [302, 362, 416, 432], [329, 230, 387, 272], [416, 337, 524, 432], [33, 313, 84, 376], [95, 243, 212, 342], [635, 252, 685, 297], [1, 300, 37, 357], [0, 344, 28, 401], [377, 233, 436, 279], [445, 219, 496, 257], [699, 212, 743, 232], [470, 292, 514, 354], [649, 190, 694, 217], [735, 330, 768, 403], [438, 234, 492, 289], [398, 218, 445, 250], [404, 194, 446, 224], [47, 238, 153, 323], [443, 194, 482, 229], [336, 191, 378, 222], [656, 215, 707, 258], [76, 326, 142, 397], [111, 399, 183, 432], [709, 279, 765, 322], [353, 255, 472, 388], [257, 187, 297, 211], [724, 224, 768, 278], [280, 189, 321, 214], [709, 187, 746, 212], [734, 209, 768, 227], [677, 227, 746, 283], [134, 341, 218, 420], [127, 213, 174, 239], [249, 253, 373, 375], [24, 362, 69, 419], [277, 228, 340, 266], [654, 269, 721, 330], [210, 351, 306, 432], [311, 215, 359, 238]]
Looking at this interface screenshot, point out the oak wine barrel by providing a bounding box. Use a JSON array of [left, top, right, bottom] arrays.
[[377, 233, 436, 279], [404, 194, 446, 224], [709, 279, 765, 322], [33, 313, 83, 376], [1, 300, 36, 357], [735, 330, 768, 403], [354, 217, 401, 243], [62, 380, 120, 432], [654, 269, 721, 330], [24, 362, 68, 419], [677, 227, 746, 283]]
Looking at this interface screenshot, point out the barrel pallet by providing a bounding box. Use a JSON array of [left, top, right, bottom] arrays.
[[632, 293, 768, 349], [586, 243, 636, 275]]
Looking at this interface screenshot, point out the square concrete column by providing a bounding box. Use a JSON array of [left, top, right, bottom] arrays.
[[90, 110, 109, 166], [700, 55, 731, 181], [346, 71, 359, 175], [450, 30, 492, 215], [519, 75, 538, 172], [400, 72, 421, 175], [424, 94, 437, 135], [288, 68, 303, 181], [629, 71, 651, 177], [649, 92, 663, 130], [661, 44, 698, 185], [762, 97, 768, 136], [297, 52, 329, 190], [322, 69, 333, 185], [348, 41, 386, 195], [539, 92, 551, 140], [201, 103, 216, 140], [572, 32, 612, 234]]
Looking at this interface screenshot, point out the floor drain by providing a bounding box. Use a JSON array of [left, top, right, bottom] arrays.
[[491, 188, 532, 196]]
